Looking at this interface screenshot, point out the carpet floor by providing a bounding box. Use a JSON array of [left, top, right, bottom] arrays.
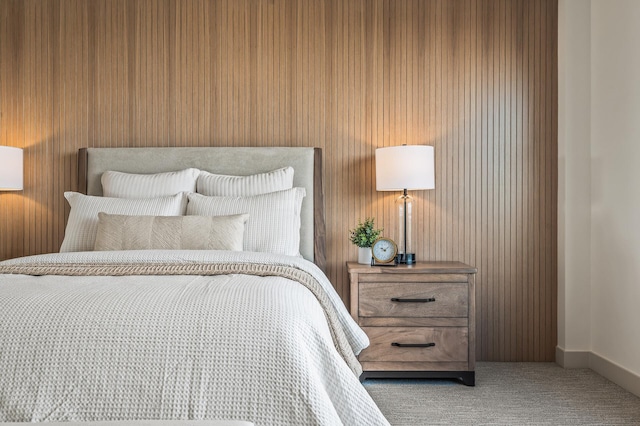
[[364, 362, 640, 425]]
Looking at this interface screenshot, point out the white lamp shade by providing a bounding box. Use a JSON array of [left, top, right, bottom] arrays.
[[0, 146, 24, 191], [376, 145, 434, 191]]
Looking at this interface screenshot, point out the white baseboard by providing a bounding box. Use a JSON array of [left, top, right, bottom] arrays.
[[556, 346, 640, 398], [556, 346, 590, 368], [589, 352, 640, 398]]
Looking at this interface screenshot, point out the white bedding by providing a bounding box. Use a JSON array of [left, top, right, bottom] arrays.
[[0, 251, 388, 426]]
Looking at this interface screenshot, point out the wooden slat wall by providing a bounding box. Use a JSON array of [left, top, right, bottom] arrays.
[[0, 0, 558, 361]]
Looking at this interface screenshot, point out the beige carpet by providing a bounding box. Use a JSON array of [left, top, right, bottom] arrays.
[[364, 362, 640, 425]]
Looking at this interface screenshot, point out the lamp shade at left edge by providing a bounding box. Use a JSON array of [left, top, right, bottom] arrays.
[[0, 146, 24, 191]]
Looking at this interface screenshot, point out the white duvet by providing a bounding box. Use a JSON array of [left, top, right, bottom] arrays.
[[0, 250, 389, 426]]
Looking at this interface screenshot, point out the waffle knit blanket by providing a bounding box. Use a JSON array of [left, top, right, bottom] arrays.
[[0, 250, 388, 426]]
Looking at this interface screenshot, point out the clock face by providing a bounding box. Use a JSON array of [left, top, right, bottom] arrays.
[[372, 237, 398, 263]]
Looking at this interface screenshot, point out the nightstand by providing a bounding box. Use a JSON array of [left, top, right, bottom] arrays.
[[347, 261, 477, 386]]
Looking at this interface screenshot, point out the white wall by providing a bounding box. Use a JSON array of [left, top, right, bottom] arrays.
[[557, 0, 592, 356], [590, 0, 640, 376], [559, 0, 640, 393]]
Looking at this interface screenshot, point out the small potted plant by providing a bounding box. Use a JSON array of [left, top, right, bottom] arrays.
[[349, 217, 383, 264]]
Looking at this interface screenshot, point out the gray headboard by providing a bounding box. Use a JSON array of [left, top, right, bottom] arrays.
[[78, 147, 326, 271]]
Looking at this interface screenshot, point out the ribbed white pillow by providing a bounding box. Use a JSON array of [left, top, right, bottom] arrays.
[[102, 168, 200, 198], [187, 188, 305, 256], [60, 192, 188, 253], [196, 167, 294, 196]]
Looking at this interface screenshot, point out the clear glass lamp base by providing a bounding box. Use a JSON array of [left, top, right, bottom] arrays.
[[396, 191, 415, 265], [396, 253, 416, 265]]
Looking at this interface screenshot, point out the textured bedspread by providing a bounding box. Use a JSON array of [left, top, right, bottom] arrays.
[[0, 251, 388, 426]]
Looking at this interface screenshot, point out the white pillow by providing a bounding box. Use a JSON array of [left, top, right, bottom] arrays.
[[187, 188, 305, 256], [60, 192, 188, 253], [196, 167, 294, 196], [102, 168, 200, 198]]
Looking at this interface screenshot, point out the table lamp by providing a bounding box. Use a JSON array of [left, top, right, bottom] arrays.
[[376, 145, 434, 264], [0, 146, 24, 191]]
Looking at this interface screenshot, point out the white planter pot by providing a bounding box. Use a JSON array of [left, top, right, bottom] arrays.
[[358, 247, 372, 265]]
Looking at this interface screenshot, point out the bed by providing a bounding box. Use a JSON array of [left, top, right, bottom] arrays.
[[0, 147, 389, 426]]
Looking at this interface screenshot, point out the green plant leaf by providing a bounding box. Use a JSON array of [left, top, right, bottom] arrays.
[[349, 217, 383, 248]]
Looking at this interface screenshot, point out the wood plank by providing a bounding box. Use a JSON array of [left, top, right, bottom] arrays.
[[346, 261, 477, 275], [358, 274, 470, 283], [359, 281, 468, 318], [0, 0, 558, 362], [360, 326, 469, 363], [468, 272, 477, 369], [361, 361, 469, 372], [360, 317, 469, 328]]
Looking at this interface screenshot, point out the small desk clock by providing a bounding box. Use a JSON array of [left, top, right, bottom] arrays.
[[371, 237, 398, 266]]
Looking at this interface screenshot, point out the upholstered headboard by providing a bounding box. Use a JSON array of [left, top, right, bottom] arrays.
[[78, 147, 326, 271]]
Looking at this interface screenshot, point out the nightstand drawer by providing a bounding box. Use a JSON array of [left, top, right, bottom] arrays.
[[359, 326, 468, 362], [359, 282, 468, 318]]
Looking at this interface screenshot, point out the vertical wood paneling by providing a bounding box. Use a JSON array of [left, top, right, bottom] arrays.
[[0, 0, 558, 362]]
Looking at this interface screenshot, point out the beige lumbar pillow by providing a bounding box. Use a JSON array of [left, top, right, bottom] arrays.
[[94, 213, 249, 251]]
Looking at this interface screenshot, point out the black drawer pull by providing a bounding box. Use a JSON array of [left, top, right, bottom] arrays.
[[391, 297, 436, 303], [392, 342, 436, 348]]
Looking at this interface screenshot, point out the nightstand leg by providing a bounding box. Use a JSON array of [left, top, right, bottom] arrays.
[[459, 372, 475, 386]]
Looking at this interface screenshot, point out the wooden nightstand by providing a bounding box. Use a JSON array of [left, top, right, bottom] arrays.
[[347, 261, 477, 386]]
